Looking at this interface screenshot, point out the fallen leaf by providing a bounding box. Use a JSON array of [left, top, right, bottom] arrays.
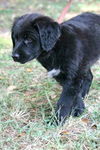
[[81, 118, 90, 123], [60, 130, 70, 135], [15, 132, 26, 140], [26, 68, 33, 72], [91, 124, 97, 129]]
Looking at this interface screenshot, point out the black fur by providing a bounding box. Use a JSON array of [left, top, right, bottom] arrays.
[[11, 12, 100, 123]]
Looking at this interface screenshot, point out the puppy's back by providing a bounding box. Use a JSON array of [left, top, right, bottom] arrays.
[[61, 12, 100, 66], [62, 12, 100, 27]]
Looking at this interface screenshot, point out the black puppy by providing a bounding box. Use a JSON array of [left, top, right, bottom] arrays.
[[11, 12, 100, 123]]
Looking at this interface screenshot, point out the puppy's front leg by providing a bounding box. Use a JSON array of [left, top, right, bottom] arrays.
[[56, 79, 83, 123]]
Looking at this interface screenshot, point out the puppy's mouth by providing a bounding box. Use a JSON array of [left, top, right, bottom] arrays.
[[12, 55, 37, 64], [13, 58, 26, 64]]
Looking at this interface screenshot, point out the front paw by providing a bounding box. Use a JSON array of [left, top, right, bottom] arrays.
[[72, 97, 85, 117], [55, 102, 72, 124]]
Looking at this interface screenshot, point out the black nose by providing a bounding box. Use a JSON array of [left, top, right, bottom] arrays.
[[12, 53, 20, 61]]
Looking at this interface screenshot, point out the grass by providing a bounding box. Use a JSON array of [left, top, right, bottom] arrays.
[[0, 0, 100, 149]]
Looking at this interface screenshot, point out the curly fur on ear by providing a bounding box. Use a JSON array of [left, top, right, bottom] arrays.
[[34, 19, 61, 51]]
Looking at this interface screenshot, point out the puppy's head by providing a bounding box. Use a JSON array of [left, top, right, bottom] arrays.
[[11, 13, 61, 64]]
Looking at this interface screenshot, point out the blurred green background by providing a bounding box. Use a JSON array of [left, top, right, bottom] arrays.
[[0, 0, 100, 32]]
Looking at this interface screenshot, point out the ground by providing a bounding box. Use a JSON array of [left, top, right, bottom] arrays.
[[0, 0, 100, 150]]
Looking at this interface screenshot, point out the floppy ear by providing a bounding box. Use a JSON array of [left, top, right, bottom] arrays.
[[35, 20, 61, 51]]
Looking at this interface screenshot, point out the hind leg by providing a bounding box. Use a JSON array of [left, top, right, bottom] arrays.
[[81, 70, 93, 98], [72, 69, 93, 116]]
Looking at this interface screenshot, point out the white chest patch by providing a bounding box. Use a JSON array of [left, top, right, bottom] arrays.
[[48, 69, 61, 78]]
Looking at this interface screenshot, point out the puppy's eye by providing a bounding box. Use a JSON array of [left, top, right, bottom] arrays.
[[24, 38, 32, 44]]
